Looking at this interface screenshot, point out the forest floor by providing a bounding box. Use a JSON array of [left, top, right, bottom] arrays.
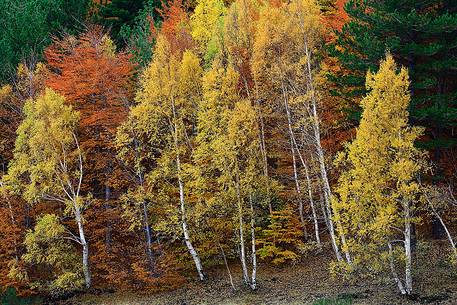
[[64, 241, 457, 305]]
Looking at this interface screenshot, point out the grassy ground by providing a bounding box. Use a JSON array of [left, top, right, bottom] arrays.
[[62, 241, 457, 305]]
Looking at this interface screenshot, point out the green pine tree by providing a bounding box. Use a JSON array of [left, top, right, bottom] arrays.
[[0, 0, 89, 83], [99, 0, 163, 46], [329, 0, 457, 153]]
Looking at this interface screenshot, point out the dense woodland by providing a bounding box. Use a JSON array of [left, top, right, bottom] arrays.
[[0, 0, 456, 302]]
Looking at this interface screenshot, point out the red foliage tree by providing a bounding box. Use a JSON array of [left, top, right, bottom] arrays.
[[44, 25, 142, 289], [156, 0, 194, 56]]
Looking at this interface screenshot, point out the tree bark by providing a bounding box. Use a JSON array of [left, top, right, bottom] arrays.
[[404, 201, 413, 295], [235, 170, 249, 285], [303, 165, 321, 246], [388, 242, 407, 295], [219, 243, 236, 291], [177, 152, 205, 281], [142, 201, 155, 272], [74, 202, 91, 289], [302, 40, 346, 262], [434, 210, 457, 259], [290, 139, 308, 239], [283, 83, 309, 240], [249, 194, 257, 290], [171, 98, 205, 281]]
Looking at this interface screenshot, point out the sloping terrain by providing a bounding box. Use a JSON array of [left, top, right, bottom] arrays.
[[64, 242, 457, 305]]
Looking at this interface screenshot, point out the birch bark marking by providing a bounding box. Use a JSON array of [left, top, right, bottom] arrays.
[[235, 168, 249, 285], [249, 193, 257, 290], [74, 202, 91, 288], [303, 39, 345, 262], [282, 82, 308, 239], [171, 97, 205, 281], [424, 191, 457, 259], [73, 133, 91, 288], [404, 201, 413, 294], [388, 242, 407, 295]]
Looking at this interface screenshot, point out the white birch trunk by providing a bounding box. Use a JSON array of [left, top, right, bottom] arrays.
[[171, 98, 205, 281], [435, 211, 457, 259], [219, 243, 236, 291], [74, 202, 91, 288], [235, 170, 250, 285], [425, 193, 457, 260], [283, 83, 309, 239], [142, 201, 155, 271], [303, 165, 321, 246], [404, 202, 413, 294], [302, 41, 346, 262], [388, 242, 407, 295], [177, 148, 205, 281], [72, 134, 91, 288], [249, 194, 257, 290], [290, 140, 308, 239]]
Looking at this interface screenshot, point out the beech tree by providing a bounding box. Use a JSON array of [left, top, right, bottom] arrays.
[[333, 55, 427, 295], [5, 89, 91, 289]]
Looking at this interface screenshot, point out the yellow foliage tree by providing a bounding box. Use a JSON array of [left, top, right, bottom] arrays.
[[134, 34, 206, 281], [190, 0, 226, 62], [333, 55, 428, 295], [5, 88, 91, 289]]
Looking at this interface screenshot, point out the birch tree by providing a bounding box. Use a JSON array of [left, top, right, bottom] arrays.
[[115, 106, 162, 273], [333, 55, 427, 295], [422, 185, 457, 261], [252, 0, 333, 253], [135, 35, 206, 281], [224, 100, 262, 290], [5, 88, 91, 289], [194, 61, 264, 289]]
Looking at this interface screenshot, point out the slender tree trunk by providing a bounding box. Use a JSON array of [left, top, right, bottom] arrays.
[[283, 83, 308, 239], [299, 142, 321, 247], [424, 193, 457, 259], [290, 139, 308, 239], [434, 210, 457, 259], [302, 40, 346, 262], [235, 170, 249, 285], [404, 202, 413, 295], [249, 194, 257, 290], [219, 243, 236, 291], [256, 99, 272, 213], [74, 202, 91, 289], [142, 200, 155, 272], [171, 98, 205, 281], [303, 166, 321, 246], [388, 242, 407, 295], [319, 185, 329, 228], [177, 152, 205, 281]]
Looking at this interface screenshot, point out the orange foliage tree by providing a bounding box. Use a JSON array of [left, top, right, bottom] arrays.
[[44, 26, 143, 289]]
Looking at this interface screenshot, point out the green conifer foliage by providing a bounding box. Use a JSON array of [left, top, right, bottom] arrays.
[[329, 0, 457, 151]]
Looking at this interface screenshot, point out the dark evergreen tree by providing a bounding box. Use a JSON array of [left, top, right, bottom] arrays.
[[119, 0, 164, 66], [99, 0, 155, 45], [0, 0, 89, 83], [329, 0, 457, 153]]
